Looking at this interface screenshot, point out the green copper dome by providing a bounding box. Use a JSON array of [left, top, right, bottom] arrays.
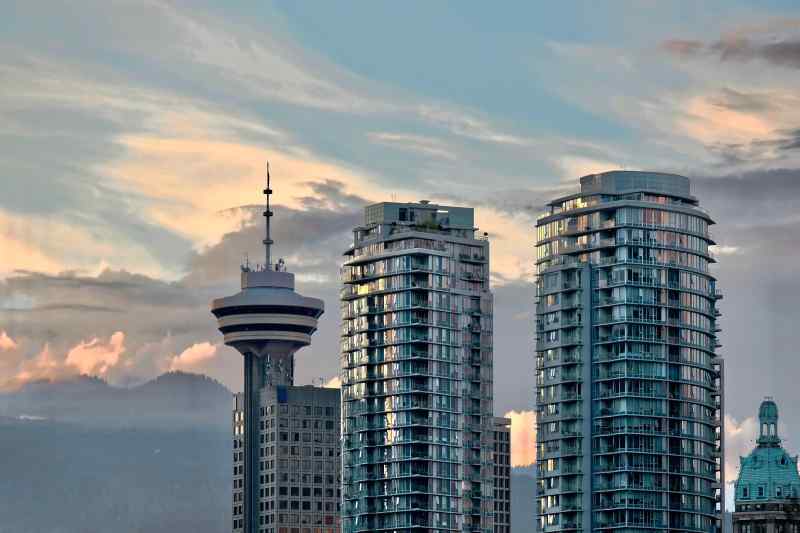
[[735, 399, 800, 502]]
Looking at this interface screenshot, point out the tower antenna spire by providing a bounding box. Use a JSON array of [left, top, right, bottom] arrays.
[[263, 161, 274, 269]]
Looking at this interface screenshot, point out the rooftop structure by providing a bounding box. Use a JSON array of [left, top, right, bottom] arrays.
[[735, 400, 800, 503], [733, 399, 800, 533]]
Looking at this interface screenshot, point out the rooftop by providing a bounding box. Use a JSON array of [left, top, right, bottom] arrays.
[[735, 399, 800, 502], [363, 200, 474, 229], [547, 170, 697, 207]]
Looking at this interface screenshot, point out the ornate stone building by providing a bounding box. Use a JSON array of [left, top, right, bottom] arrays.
[[733, 399, 800, 533]]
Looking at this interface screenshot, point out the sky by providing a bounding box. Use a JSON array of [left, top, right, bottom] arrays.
[[2, 0, 800, 490]]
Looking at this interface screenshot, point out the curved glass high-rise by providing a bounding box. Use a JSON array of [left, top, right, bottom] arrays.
[[340, 201, 495, 533], [534, 172, 724, 533]]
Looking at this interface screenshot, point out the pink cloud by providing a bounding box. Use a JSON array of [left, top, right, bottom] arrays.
[[9, 344, 70, 388], [64, 332, 126, 376], [725, 414, 758, 483], [503, 409, 537, 467], [168, 342, 218, 372], [0, 330, 18, 351], [323, 376, 341, 389]]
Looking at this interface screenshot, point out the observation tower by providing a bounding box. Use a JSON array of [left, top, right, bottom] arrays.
[[211, 164, 324, 533]]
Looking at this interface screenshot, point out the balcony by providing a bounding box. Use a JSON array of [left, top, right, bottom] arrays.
[[459, 252, 487, 263]]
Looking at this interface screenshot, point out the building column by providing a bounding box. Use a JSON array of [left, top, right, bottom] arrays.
[[243, 352, 264, 533], [580, 263, 593, 533]]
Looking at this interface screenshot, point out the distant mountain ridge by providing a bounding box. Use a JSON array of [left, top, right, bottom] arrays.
[[0, 371, 233, 428], [0, 373, 539, 532]]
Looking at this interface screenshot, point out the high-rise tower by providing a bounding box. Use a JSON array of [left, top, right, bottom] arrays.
[[212, 167, 326, 533], [340, 201, 495, 533], [534, 171, 724, 533]]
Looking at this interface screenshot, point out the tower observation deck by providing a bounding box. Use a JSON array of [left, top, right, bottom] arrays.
[[211, 165, 324, 533]]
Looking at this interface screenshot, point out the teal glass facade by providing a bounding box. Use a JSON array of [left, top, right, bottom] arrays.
[[341, 202, 495, 533], [535, 172, 724, 533]]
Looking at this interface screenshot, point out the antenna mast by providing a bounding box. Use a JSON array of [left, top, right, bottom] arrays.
[[263, 162, 274, 269]]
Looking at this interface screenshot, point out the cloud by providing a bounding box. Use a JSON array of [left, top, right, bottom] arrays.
[[0, 208, 123, 279], [169, 342, 218, 372], [2, 332, 124, 390], [368, 132, 457, 160], [662, 39, 705, 58], [710, 245, 741, 256], [0, 330, 18, 351], [725, 414, 758, 484], [0, 179, 370, 393], [417, 105, 532, 146], [679, 94, 774, 146], [557, 156, 623, 181], [323, 376, 341, 389], [708, 87, 777, 114], [668, 87, 800, 168], [10, 344, 66, 387], [663, 21, 800, 70], [64, 331, 126, 376], [503, 410, 537, 467], [184, 182, 367, 288]]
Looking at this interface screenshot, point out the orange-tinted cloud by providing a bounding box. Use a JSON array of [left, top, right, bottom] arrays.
[[323, 376, 342, 389], [680, 95, 773, 146], [1, 332, 135, 391], [65, 332, 126, 376], [5, 344, 74, 391], [168, 342, 218, 372], [725, 413, 758, 483], [0, 330, 18, 351], [504, 409, 537, 467], [102, 135, 379, 251]]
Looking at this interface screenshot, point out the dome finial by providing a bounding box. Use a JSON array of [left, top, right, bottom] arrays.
[[758, 397, 780, 446]]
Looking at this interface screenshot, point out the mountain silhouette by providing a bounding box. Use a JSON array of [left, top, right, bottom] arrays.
[[0, 371, 232, 428]]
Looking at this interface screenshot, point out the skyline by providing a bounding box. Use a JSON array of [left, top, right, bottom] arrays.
[[2, 1, 800, 494]]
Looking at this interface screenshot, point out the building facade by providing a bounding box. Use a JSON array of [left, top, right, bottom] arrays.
[[340, 201, 495, 533], [233, 387, 341, 533], [534, 171, 724, 533], [493, 417, 512, 533], [213, 175, 333, 533], [733, 400, 800, 533]]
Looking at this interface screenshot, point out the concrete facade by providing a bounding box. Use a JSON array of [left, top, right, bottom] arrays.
[[233, 386, 341, 533]]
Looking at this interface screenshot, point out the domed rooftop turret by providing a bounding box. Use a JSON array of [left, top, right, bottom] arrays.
[[735, 399, 800, 502]]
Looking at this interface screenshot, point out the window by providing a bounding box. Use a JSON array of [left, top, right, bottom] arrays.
[[758, 486, 765, 498], [742, 486, 749, 499]]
